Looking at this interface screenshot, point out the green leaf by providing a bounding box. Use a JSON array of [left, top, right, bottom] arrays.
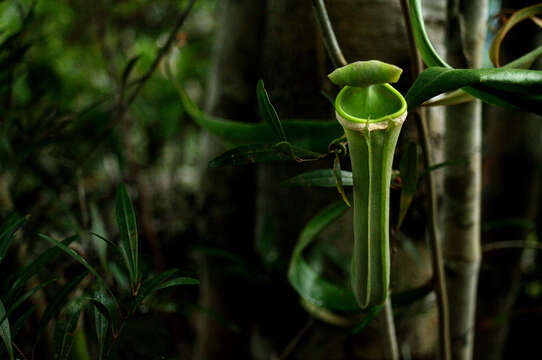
[[53, 298, 85, 360], [92, 281, 109, 360], [208, 142, 323, 168], [503, 45, 542, 70], [282, 169, 353, 187], [397, 143, 419, 229], [489, 4, 542, 67], [328, 60, 403, 87], [34, 271, 88, 349], [154, 277, 199, 291], [116, 183, 140, 290], [89, 203, 108, 271], [0, 279, 56, 326], [0, 213, 26, 264], [408, 0, 449, 68], [288, 199, 360, 312], [406, 67, 542, 115], [408, 0, 542, 113], [333, 154, 351, 207], [38, 234, 104, 281], [0, 299, 14, 360], [170, 77, 343, 153], [257, 80, 287, 141], [350, 305, 383, 334], [6, 235, 77, 304], [422, 89, 474, 107], [90, 231, 123, 269], [121, 55, 141, 86], [132, 269, 179, 310]]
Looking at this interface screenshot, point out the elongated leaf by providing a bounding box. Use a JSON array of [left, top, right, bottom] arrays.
[[92, 281, 109, 360], [333, 154, 351, 207], [89, 204, 108, 271], [257, 80, 287, 141], [38, 234, 104, 281], [422, 89, 475, 107], [0, 300, 13, 360], [6, 235, 77, 304], [408, 0, 542, 113], [288, 199, 360, 312], [406, 67, 542, 115], [0, 279, 56, 326], [116, 183, 139, 290], [154, 277, 199, 291], [209, 141, 323, 168], [90, 231, 123, 268], [34, 271, 88, 348], [170, 78, 343, 153], [397, 143, 419, 229], [282, 169, 353, 187], [132, 269, 179, 310], [53, 298, 85, 360], [121, 55, 140, 86], [350, 305, 383, 334], [489, 4, 542, 67], [0, 213, 26, 264], [504, 45, 542, 70]]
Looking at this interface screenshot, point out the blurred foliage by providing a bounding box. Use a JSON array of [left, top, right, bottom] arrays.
[[0, 0, 216, 358]]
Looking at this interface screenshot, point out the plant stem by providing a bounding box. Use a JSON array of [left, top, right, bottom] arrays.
[[383, 298, 399, 360], [443, 1, 486, 359], [311, 0, 347, 67], [398, 1, 451, 359]]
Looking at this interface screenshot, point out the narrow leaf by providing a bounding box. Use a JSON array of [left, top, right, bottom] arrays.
[[34, 271, 88, 348], [116, 183, 139, 289], [257, 80, 287, 141], [350, 305, 383, 334], [169, 76, 343, 152], [0, 279, 57, 326], [208, 142, 323, 168], [121, 55, 140, 86], [283, 169, 353, 187], [0, 213, 26, 264], [288, 199, 360, 312], [397, 143, 419, 229], [0, 300, 14, 360], [6, 235, 77, 304], [92, 281, 109, 360], [53, 298, 85, 360], [333, 154, 351, 207], [38, 234, 104, 281], [154, 277, 200, 292], [489, 4, 542, 67], [406, 67, 542, 115]]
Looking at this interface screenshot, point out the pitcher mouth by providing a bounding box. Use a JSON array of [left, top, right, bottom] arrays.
[[335, 84, 407, 124]]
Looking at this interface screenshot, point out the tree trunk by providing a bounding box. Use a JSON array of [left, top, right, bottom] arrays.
[[442, 1, 487, 359], [475, 2, 542, 358]]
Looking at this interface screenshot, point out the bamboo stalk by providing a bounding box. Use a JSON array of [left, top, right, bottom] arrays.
[[398, 1, 452, 359], [443, 1, 487, 359]]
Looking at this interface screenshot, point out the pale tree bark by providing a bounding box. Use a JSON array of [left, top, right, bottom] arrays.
[[196, 0, 446, 359], [475, 3, 542, 358], [442, 1, 487, 359]]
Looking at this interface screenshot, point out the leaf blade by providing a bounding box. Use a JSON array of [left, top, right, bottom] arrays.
[[257, 80, 287, 142]]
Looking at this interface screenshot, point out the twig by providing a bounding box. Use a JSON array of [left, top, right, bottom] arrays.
[[483, 240, 542, 253], [311, 0, 347, 67], [278, 317, 314, 360], [398, 1, 451, 360]]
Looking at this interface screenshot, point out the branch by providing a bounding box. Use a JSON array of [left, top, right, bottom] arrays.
[[126, 0, 197, 106], [311, 0, 347, 67], [398, 1, 451, 359]]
